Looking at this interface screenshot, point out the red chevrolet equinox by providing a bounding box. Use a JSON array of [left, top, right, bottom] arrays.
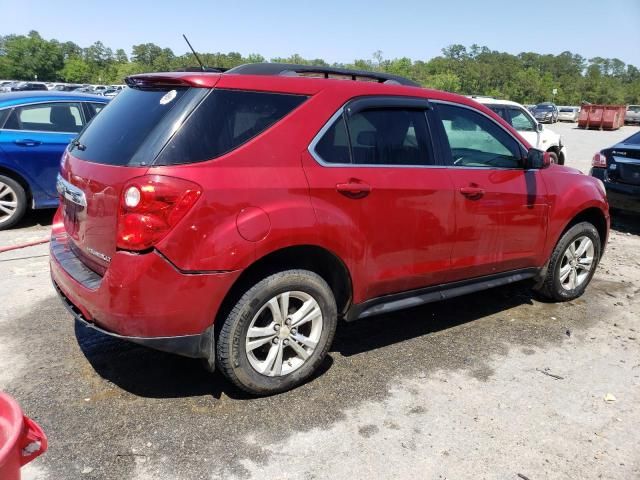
[[51, 64, 609, 395]]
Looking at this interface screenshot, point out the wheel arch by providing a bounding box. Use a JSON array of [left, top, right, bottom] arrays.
[[214, 244, 353, 331], [559, 206, 608, 253]]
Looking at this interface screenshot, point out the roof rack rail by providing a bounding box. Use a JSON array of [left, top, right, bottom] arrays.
[[176, 66, 229, 73], [225, 63, 420, 87]]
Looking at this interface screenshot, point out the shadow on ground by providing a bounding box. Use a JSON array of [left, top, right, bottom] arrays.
[[15, 208, 55, 229], [75, 281, 538, 400], [611, 210, 640, 235]]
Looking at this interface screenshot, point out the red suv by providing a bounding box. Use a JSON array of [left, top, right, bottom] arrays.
[[51, 64, 609, 395]]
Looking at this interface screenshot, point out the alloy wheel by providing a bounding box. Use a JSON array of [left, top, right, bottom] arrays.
[[559, 235, 595, 290], [0, 181, 18, 225], [245, 291, 323, 377]]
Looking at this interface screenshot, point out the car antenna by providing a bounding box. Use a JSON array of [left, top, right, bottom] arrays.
[[182, 34, 205, 72]]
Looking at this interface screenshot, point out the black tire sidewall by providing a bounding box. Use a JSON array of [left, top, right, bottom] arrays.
[[550, 223, 601, 300], [218, 270, 337, 395], [0, 174, 27, 230]]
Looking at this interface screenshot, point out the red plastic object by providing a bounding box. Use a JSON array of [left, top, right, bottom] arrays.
[[0, 393, 47, 480], [578, 105, 626, 130]]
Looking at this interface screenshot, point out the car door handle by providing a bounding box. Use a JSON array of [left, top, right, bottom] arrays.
[[14, 139, 42, 147], [336, 181, 371, 198], [459, 186, 485, 199]]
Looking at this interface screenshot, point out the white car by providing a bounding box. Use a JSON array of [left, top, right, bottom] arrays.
[[558, 106, 580, 122], [471, 97, 568, 165]]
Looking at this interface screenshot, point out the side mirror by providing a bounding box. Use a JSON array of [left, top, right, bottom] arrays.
[[525, 148, 552, 169], [537, 123, 544, 132]]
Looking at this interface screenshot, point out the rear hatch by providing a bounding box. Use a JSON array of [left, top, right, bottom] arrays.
[[59, 79, 212, 273], [607, 132, 640, 186]]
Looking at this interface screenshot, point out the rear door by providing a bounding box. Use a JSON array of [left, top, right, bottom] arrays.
[[430, 102, 548, 280], [303, 97, 456, 300], [0, 102, 85, 199]]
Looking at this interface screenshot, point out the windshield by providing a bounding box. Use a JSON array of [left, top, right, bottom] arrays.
[[628, 105, 640, 113], [535, 105, 554, 111]]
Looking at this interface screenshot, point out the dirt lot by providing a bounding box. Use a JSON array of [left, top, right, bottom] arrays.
[[1, 123, 639, 480]]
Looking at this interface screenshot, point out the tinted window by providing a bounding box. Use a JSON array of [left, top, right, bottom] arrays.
[[623, 131, 640, 145], [315, 115, 351, 164], [347, 109, 432, 165], [157, 90, 307, 165], [314, 107, 433, 166], [508, 108, 536, 131], [4, 102, 83, 133], [436, 104, 522, 168], [71, 87, 194, 166]]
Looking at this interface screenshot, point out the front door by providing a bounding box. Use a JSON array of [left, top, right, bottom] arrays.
[[430, 102, 548, 281], [0, 102, 85, 199]]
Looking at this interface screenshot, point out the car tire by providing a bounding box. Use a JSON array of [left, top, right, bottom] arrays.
[[0, 175, 27, 231], [535, 222, 601, 302], [548, 151, 559, 164], [216, 269, 337, 395]]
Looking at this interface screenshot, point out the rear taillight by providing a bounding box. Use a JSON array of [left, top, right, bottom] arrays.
[[117, 175, 202, 251], [592, 152, 607, 168]]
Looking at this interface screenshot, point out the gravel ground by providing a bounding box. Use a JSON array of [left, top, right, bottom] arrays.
[[0, 124, 639, 480]]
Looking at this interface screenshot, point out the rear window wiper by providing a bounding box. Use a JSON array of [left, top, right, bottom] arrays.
[[70, 139, 86, 152]]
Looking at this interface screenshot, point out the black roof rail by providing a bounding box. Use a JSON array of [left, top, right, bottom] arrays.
[[176, 66, 229, 73], [225, 63, 420, 87]]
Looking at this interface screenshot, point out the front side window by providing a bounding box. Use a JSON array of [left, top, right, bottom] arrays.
[[436, 104, 522, 169], [314, 106, 433, 166], [4, 102, 84, 133], [508, 108, 536, 132]]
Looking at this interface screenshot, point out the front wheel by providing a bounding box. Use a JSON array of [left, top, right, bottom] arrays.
[[216, 270, 337, 395], [548, 151, 559, 164], [535, 222, 601, 301]]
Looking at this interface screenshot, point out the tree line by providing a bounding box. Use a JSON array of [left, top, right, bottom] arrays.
[[1, 31, 639, 105]]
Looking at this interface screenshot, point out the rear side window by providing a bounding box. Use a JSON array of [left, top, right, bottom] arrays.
[[5, 102, 84, 133], [157, 90, 307, 165], [314, 107, 433, 166]]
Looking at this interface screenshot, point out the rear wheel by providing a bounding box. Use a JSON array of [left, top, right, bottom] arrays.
[[216, 269, 337, 395], [535, 222, 601, 301], [0, 175, 27, 231], [548, 151, 559, 164]]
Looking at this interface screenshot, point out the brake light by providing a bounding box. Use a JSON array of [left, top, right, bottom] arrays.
[[117, 175, 202, 251], [592, 152, 607, 168]]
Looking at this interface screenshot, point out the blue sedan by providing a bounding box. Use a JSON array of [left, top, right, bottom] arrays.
[[0, 91, 109, 229]]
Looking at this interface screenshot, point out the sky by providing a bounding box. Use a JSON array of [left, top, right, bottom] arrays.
[[2, 0, 640, 66]]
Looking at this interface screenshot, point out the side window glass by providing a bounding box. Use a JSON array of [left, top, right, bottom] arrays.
[[347, 108, 432, 166], [314, 115, 351, 164], [509, 108, 536, 132], [436, 104, 522, 169], [6, 103, 84, 133]]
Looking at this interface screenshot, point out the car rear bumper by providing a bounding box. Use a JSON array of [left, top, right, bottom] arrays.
[[50, 231, 240, 352], [591, 167, 640, 213]]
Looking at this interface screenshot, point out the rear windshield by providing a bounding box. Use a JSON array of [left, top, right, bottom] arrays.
[[71, 86, 198, 166], [560, 108, 575, 112], [623, 131, 640, 145], [72, 87, 306, 166]]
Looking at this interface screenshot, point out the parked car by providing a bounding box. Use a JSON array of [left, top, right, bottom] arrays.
[[0, 81, 16, 93], [591, 130, 640, 213], [625, 105, 640, 125], [50, 64, 609, 395], [531, 102, 559, 123], [474, 97, 567, 164], [53, 84, 83, 92], [10, 82, 48, 92], [0, 91, 109, 229], [558, 106, 580, 122], [102, 88, 123, 98], [92, 85, 108, 95]]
